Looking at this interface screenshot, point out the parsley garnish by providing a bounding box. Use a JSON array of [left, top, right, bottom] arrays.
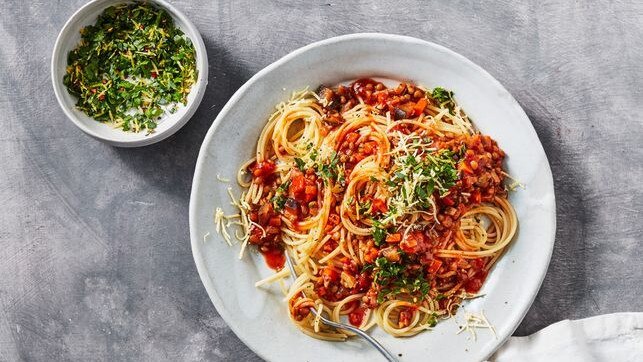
[[372, 222, 387, 246], [427, 313, 438, 327], [430, 87, 456, 113], [361, 263, 375, 273], [358, 200, 372, 216], [423, 149, 458, 197], [458, 144, 467, 158], [373, 257, 430, 303], [63, 3, 198, 133], [381, 148, 458, 224], [294, 157, 306, 170], [271, 180, 291, 211], [315, 151, 343, 183]]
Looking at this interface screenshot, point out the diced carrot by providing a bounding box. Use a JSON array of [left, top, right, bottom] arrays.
[[289, 174, 306, 196], [321, 267, 339, 282], [441, 196, 455, 206], [304, 185, 317, 202], [386, 233, 402, 243], [412, 98, 427, 116], [427, 259, 442, 274], [364, 247, 379, 263], [471, 190, 482, 204], [252, 161, 276, 177], [400, 232, 422, 253], [305, 185, 317, 196], [459, 161, 474, 175], [268, 216, 282, 227], [371, 198, 388, 214], [362, 141, 377, 154], [345, 132, 359, 144]]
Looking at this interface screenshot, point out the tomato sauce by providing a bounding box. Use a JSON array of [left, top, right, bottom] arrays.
[[348, 307, 366, 327], [261, 247, 285, 271], [244, 79, 511, 320]]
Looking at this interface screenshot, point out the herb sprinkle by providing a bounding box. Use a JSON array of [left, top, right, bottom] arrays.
[[64, 2, 198, 133]]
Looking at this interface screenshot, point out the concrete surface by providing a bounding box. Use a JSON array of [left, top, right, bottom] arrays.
[[0, 0, 641, 361]]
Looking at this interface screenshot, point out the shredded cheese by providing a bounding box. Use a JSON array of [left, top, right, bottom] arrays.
[[255, 268, 291, 287], [379, 130, 440, 226], [455, 310, 497, 341], [214, 207, 233, 246], [502, 171, 526, 191], [216, 174, 231, 183], [212, 186, 255, 259]]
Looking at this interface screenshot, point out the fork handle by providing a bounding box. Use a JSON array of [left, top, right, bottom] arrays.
[[286, 252, 398, 362], [318, 316, 398, 362]]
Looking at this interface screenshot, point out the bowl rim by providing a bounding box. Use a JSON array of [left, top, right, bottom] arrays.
[[189, 33, 556, 362], [50, 0, 208, 147]]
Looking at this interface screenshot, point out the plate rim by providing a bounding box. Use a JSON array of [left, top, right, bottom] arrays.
[[189, 33, 556, 361]]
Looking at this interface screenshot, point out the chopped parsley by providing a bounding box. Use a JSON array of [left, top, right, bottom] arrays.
[[315, 151, 344, 184], [361, 263, 375, 273], [309, 148, 318, 161], [63, 3, 198, 133], [380, 148, 458, 224], [271, 180, 290, 211], [371, 222, 387, 246], [291, 145, 345, 186], [294, 157, 306, 170], [430, 87, 456, 113], [373, 257, 430, 303], [427, 313, 439, 327], [422, 150, 459, 196], [358, 200, 372, 216]]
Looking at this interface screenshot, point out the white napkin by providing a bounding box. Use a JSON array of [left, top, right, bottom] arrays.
[[492, 313, 643, 362]]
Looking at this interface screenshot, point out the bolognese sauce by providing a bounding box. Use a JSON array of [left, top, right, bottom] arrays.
[[220, 78, 517, 340]]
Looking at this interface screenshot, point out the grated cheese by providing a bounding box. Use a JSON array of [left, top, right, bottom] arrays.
[[379, 131, 440, 226], [502, 171, 526, 191], [211, 187, 255, 259], [456, 310, 497, 341], [255, 268, 291, 287], [214, 207, 233, 246], [216, 174, 231, 183]]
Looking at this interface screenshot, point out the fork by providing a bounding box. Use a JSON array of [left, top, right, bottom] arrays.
[[284, 251, 398, 362]]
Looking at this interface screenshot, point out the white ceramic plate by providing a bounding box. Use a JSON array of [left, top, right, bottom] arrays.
[[189, 34, 555, 362]]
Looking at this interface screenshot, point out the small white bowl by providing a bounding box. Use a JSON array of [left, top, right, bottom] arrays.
[[51, 0, 208, 147]]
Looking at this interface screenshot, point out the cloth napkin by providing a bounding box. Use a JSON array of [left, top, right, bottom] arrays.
[[492, 313, 643, 361]]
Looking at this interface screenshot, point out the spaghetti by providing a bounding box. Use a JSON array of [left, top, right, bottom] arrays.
[[218, 79, 518, 340]]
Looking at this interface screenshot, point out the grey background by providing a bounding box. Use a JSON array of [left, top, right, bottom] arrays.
[[1, 0, 642, 360]]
